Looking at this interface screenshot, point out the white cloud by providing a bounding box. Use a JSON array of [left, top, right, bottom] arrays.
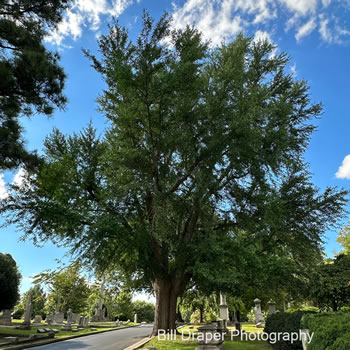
[[279, 0, 318, 16], [336, 155, 350, 179], [319, 15, 333, 42], [13, 168, 28, 188], [171, 0, 350, 46], [290, 62, 297, 76], [0, 173, 9, 200], [295, 17, 317, 41], [172, 0, 244, 46], [253, 29, 273, 43], [45, 0, 134, 45], [322, 0, 331, 7]]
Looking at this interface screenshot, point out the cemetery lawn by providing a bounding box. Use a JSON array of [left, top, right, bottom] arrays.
[[0, 323, 135, 339], [141, 337, 271, 350], [179, 323, 263, 335], [143, 324, 271, 350]]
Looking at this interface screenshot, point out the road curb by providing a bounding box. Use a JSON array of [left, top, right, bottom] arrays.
[[0, 325, 140, 350], [123, 336, 154, 350]]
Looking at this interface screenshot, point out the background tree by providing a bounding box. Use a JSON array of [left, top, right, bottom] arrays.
[[0, 0, 69, 170], [14, 285, 46, 318], [310, 254, 350, 311], [34, 262, 90, 314], [1, 13, 347, 334], [181, 289, 217, 324], [337, 224, 350, 254], [114, 289, 133, 321], [0, 253, 21, 310], [133, 300, 155, 323]]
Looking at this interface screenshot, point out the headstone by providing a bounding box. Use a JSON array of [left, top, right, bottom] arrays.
[[196, 324, 224, 350], [78, 316, 85, 327], [33, 315, 42, 323], [61, 309, 73, 331], [61, 323, 72, 331], [134, 313, 138, 323], [83, 316, 89, 328], [219, 293, 229, 331], [254, 298, 265, 325], [235, 322, 242, 334], [71, 313, 79, 323], [0, 309, 12, 326], [54, 311, 64, 324], [47, 314, 54, 325], [268, 300, 277, 315], [37, 328, 47, 333]]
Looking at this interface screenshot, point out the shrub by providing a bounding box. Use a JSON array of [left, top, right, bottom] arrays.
[[12, 308, 24, 319], [301, 312, 350, 350], [265, 311, 316, 350]]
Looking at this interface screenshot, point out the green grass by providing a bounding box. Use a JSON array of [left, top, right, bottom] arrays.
[[0, 322, 135, 340], [179, 323, 264, 335], [141, 337, 271, 350], [141, 323, 270, 350]]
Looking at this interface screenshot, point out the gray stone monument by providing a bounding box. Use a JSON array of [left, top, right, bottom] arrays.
[[20, 293, 32, 329], [33, 315, 42, 323], [219, 293, 229, 331], [78, 316, 85, 328], [91, 278, 106, 322], [83, 316, 89, 328], [254, 298, 265, 326], [134, 313, 138, 323], [196, 324, 224, 350], [71, 313, 80, 323], [53, 311, 64, 324], [0, 310, 12, 326], [46, 314, 54, 325], [268, 299, 277, 315], [61, 309, 73, 331]]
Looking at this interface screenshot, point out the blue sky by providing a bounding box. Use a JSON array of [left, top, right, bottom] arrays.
[[1, 0, 350, 294]]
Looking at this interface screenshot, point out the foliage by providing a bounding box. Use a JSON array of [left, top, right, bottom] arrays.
[[12, 307, 24, 319], [337, 224, 350, 254], [265, 311, 315, 350], [133, 300, 155, 322], [309, 254, 350, 311], [302, 312, 350, 350], [181, 290, 217, 323], [114, 290, 133, 321], [1, 11, 348, 332], [0, 0, 69, 170], [33, 262, 90, 314], [15, 285, 46, 318], [0, 253, 21, 310]]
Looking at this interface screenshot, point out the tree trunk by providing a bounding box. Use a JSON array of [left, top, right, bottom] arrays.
[[152, 278, 184, 336]]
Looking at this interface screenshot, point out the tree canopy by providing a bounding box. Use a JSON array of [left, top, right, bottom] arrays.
[[1, 12, 347, 333], [0, 0, 69, 170], [337, 224, 350, 254], [0, 253, 21, 310], [33, 262, 90, 314], [310, 254, 350, 311]]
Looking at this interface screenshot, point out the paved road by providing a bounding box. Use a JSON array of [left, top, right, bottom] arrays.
[[27, 324, 153, 350]]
